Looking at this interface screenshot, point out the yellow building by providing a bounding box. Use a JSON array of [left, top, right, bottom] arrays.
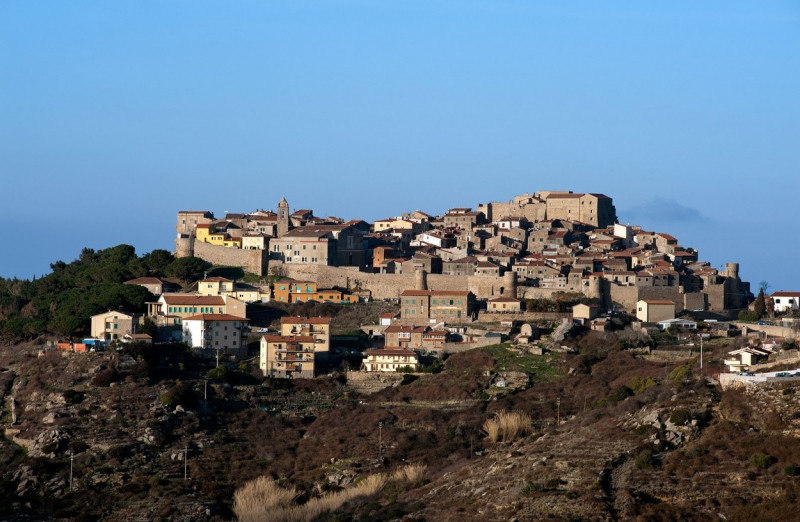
[[280, 316, 331, 354]]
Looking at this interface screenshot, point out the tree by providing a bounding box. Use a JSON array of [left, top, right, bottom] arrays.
[[166, 257, 210, 284], [754, 288, 767, 319]]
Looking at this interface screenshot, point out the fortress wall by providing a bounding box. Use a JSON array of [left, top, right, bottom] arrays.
[[609, 285, 684, 313], [275, 263, 521, 300], [192, 240, 268, 275]]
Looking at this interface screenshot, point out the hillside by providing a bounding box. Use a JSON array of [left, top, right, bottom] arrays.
[[2, 329, 800, 520]]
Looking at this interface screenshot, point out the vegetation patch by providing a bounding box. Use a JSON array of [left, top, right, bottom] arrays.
[[480, 344, 562, 381]]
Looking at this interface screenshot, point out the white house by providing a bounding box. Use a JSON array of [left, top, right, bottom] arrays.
[[658, 318, 697, 331], [771, 292, 800, 314], [182, 313, 249, 359]]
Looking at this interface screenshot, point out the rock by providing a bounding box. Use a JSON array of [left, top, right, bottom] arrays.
[[42, 411, 59, 424], [28, 429, 70, 458]]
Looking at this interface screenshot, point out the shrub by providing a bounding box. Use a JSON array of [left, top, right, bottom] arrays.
[[784, 464, 800, 476], [608, 385, 633, 403], [668, 366, 691, 387], [483, 410, 532, 443], [635, 450, 654, 469], [160, 382, 198, 409], [669, 408, 692, 426], [751, 453, 776, 470], [206, 366, 230, 381], [63, 389, 85, 404], [629, 376, 657, 395], [92, 368, 117, 387]]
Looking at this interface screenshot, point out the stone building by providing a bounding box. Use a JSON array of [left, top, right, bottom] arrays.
[[400, 289, 476, 321]]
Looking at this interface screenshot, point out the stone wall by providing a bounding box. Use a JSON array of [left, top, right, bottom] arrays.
[[275, 262, 521, 300], [734, 322, 800, 341], [191, 240, 269, 275], [475, 312, 570, 323]]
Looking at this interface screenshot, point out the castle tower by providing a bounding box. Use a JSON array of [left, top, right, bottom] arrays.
[[724, 262, 741, 309], [502, 271, 517, 298], [414, 269, 428, 291], [277, 196, 290, 237], [587, 275, 602, 301]]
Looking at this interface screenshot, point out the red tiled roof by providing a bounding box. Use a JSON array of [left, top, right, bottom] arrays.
[[124, 277, 163, 285], [161, 294, 225, 305], [183, 314, 249, 321]]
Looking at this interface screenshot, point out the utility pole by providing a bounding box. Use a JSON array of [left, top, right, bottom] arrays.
[[556, 397, 561, 426], [204, 379, 208, 401], [184, 446, 188, 480], [700, 335, 704, 370], [378, 422, 383, 460], [69, 450, 74, 491]]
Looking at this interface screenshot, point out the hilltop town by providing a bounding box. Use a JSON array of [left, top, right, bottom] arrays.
[[175, 190, 749, 313]]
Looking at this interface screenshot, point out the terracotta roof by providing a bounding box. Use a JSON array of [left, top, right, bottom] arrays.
[[772, 291, 800, 297], [642, 300, 675, 305], [488, 297, 520, 303], [161, 294, 225, 305], [280, 316, 332, 325], [385, 325, 428, 333], [183, 314, 249, 321], [201, 277, 233, 283], [124, 277, 163, 285]]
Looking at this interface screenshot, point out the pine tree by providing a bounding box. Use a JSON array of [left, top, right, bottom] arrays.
[[754, 288, 766, 319]]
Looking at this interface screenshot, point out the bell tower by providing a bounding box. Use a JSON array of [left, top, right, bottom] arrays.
[[277, 196, 290, 237]]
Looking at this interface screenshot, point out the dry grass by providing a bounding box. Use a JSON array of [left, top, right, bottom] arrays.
[[483, 410, 532, 443], [233, 476, 297, 522], [392, 463, 427, 483], [233, 473, 386, 522]]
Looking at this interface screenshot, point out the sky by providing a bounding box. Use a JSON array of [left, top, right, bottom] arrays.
[[1, 1, 798, 292]]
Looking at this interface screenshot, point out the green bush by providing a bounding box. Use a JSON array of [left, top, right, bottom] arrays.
[[750, 453, 776, 470], [160, 382, 198, 409], [738, 310, 759, 322], [784, 464, 800, 476], [668, 365, 691, 387], [206, 365, 230, 381], [608, 385, 634, 403], [635, 449, 654, 469], [669, 408, 692, 426], [629, 376, 657, 395]]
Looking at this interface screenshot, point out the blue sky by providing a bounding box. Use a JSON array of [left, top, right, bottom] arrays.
[[1, 1, 798, 291]]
